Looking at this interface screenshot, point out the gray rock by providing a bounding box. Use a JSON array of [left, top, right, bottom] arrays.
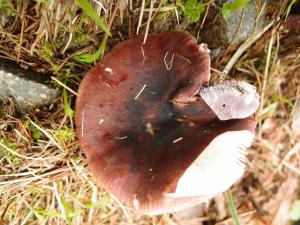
[[0, 60, 59, 113], [201, 0, 265, 48]]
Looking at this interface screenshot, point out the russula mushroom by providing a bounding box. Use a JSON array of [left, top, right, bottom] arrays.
[[75, 31, 259, 215]]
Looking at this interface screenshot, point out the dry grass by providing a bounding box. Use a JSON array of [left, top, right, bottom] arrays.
[[0, 0, 299, 224]]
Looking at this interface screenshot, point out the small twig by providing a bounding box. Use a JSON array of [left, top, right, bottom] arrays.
[[164, 52, 175, 70], [26, 116, 63, 151], [43, 11, 58, 56], [51, 76, 78, 96], [52, 181, 69, 224], [94, 0, 122, 59], [111, 195, 130, 218], [247, 193, 269, 216], [226, 9, 245, 51], [108, 0, 122, 29], [200, 1, 211, 29], [0, 199, 14, 225], [81, 108, 85, 138], [258, 29, 275, 137], [17, 5, 26, 63], [134, 84, 147, 100], [0, 142, 60, 161], [140, 44, 146, 63], [175, 53, 191, 64], [143, 5, 174, 13], [211, 67, 224, 75], [173, 137, 183, 144], [223, 20, 275, 75], [254, 2, 266, 33], [61, 15, 79, 54], [136, 0, 145, 34], [143, 0, 155, 44], [140, 0, 164, 27], [197, 0, 213, 41]]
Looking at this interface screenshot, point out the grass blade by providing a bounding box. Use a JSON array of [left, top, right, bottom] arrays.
[[75, 0, 110, 35], [226, 189, 241, 225], [73, 37, 107, 63], [74, 0, 110, 63], [285, 0, 297, 20], [63, 87, 74, 118]]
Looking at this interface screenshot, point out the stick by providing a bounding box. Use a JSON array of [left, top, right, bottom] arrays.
[[223, 20, 275, 75]]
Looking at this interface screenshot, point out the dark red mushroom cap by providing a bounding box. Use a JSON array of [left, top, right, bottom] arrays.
[[75, 31, 259, 215]]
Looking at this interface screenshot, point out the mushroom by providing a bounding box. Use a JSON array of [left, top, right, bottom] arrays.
[[75, 31, 259, 215]]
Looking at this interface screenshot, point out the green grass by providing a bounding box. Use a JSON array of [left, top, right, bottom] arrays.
[[285, 0, 297, 20], [28, 122, 42, 140], [74, 31, 89, 45], [73, 36, 107, 63], [177, 0, 205, 23], [75, 0, 110, 35], [221, 0, 250, 18], [0, 0, 15, 17], [42, 41, 54, 62], [0, 1, 298, 225], [42, 40, 62, 74], [73, 0, 110, 63], [63, 87, 75, 118], [226, 189, 241, 225], [0, 138, 22, 164], [55, 128, 75, 142]]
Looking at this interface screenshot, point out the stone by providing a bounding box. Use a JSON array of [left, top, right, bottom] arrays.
[[201, 0, 265, 48], [0, 60, 59, 113]]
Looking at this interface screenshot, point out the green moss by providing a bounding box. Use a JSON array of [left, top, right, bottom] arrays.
[[74, 31, 89, 45], [0, 138, 21, 164], [0, 0, 15, 17], [55, 128, 75, 142], [55, 40, 63, 49], [73, 16, 90, 45], [42, 41, 54, 61], [177, 0, 205, 23], [26, 122, 42, 140]]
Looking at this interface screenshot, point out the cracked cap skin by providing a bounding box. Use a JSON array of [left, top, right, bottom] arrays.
[[75, 31, 259, 215]]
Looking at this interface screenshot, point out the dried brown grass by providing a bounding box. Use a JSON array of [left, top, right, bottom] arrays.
[[0, 0, 299, 225]]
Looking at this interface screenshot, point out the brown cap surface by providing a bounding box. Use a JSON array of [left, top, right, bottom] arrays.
[[75, 31, 258, 215]]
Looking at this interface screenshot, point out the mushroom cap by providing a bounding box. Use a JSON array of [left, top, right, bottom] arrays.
[[75, 31, 259, 215]]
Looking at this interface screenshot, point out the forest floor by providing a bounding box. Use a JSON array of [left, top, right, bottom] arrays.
[[0, 0, 299, 225]]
